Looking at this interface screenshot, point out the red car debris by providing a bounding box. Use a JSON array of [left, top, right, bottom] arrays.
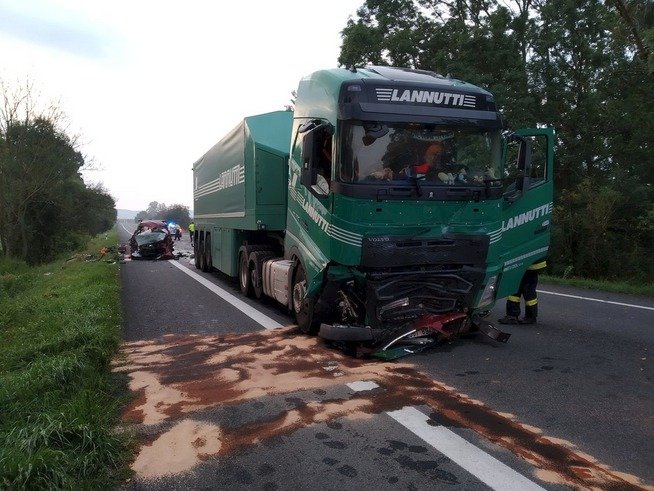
[[129, 220, 175, 260]]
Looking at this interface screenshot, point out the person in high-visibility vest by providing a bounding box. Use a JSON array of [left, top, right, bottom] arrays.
[[498, 260, 547, 325], [188, 221, 196, 247]]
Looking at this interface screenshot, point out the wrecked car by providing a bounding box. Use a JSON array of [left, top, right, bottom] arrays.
[[129, 220, 175, 259]]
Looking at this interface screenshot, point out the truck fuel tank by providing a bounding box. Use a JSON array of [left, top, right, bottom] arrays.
[[263, 259, 293, 306]]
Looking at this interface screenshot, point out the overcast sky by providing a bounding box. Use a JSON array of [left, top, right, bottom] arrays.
[[0, 0, 363, 212]]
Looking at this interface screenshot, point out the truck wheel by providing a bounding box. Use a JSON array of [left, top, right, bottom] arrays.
[[292, 263, 318, 334], [239, 252, 253, 297], [201, 234, 212, 272], [193, 238, 201, 269], [198, 237, 206, 271], [251, 251, 275, 299]]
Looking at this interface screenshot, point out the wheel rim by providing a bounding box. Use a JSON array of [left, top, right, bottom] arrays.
[[239, 256, 248, 289], [292, 280, 306, 314]]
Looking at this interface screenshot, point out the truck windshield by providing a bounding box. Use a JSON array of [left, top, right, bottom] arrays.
[[338, 122, 502, 187]]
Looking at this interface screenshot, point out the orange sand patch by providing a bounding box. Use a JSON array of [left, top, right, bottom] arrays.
[[128, 371, 198, 425], [131, 419, 222, 478]]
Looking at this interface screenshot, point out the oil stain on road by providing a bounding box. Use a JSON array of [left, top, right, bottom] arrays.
[[113, 328, 652, 490]]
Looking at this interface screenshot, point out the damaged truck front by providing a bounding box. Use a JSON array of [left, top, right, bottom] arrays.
[[192, 66, 554, 357]]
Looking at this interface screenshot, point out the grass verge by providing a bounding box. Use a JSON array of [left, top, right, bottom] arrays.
[[541, 275, 654, 297], [0, 229, 132, 489]]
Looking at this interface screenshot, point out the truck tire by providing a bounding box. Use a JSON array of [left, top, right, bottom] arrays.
[[251, 251, 275, 299], [239, 252, 253, 297], [292, 263, 318, 334], [198, 237, 206, 271], [193, 238, 201, 269], [201, 234, 212, 272]]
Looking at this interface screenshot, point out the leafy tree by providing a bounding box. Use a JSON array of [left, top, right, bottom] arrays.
[[162, 204, 191, 227], [134, 210, 148, 222], [134, 202, 191, 227], [0, 79, 116, 263], [339, 0, 654, 281], [144, 201, 166, 218]]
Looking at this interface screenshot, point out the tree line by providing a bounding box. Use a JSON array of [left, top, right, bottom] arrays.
[[134, 201, 191, 228], [339, 0, 654, 282], [0, 81, 116, 264]]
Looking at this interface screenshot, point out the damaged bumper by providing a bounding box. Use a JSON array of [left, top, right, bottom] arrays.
[[318, 311, 510, 359]]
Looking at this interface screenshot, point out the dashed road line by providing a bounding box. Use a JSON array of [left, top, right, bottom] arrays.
[[119, 222, 133, 235], [346, 381, 380, 392], [170, 261, 284, 330]]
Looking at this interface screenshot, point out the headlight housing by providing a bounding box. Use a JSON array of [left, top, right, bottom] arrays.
[[476, 275, 497, 308]]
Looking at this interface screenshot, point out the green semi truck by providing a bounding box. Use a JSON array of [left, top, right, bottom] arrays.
[[192, 66, 553, 356]]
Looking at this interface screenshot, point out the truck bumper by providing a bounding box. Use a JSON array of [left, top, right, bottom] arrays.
[[318, 311, 511, 358]]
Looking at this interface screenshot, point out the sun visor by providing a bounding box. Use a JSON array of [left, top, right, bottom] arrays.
[[338, 80, 502, 128]]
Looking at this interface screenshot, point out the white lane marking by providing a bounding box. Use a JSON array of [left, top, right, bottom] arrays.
[[347, 381, 380, 392], [170, 261, 284, 330], [538, 289, 654, 311], [387, 407, 545, 491], [119, 222, 133, 235]]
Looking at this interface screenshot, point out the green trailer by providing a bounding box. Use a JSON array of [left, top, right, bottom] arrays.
[[193, 111, 293, 277], [192, 66, 554, 356]]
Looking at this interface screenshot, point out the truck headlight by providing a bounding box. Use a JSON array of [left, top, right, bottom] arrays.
[[477, 276, 497, 308]]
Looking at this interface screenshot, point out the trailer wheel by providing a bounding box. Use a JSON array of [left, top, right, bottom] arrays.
[[201, 234, 212, 272], [198, 237, 206, 271], [193, 237, 201, 269], [292, 263, 318, 334], [239, 252, 253, 297]]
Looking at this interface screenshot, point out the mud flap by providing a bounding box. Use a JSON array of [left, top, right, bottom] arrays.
[[475, 319, 511, 343]]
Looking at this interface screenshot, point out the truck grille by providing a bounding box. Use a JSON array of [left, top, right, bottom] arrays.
[[361, 233, 489, 268], [365, 267, 484, 327]]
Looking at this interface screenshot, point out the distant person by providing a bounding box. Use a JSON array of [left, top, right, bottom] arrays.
[[188, 221, 196, 246], [498, 260, 547, 325], [175, 224, 182, 241]]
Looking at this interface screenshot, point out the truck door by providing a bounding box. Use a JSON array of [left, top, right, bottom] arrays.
[[284, 120, 333, 287], [496, 128, 554, 299]]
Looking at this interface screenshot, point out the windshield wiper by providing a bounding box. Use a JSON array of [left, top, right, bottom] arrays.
[[411, 175, 422, 197], [403, 165, 422, 197]]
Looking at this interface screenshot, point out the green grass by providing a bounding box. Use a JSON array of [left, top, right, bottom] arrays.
[[541, 275, 654, 297], [0, 229, 132, 489]]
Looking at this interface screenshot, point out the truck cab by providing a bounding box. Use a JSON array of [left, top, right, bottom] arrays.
[[284, 66, 553, 346]]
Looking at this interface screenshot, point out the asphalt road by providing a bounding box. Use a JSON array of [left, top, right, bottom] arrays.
[[116, 220, 653, 490]]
